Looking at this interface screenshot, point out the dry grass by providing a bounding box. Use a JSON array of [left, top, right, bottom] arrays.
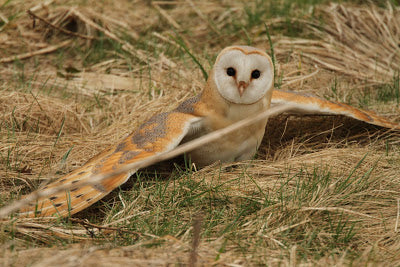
[[276, 3, 400, 81], [1, 0, 400, 266]]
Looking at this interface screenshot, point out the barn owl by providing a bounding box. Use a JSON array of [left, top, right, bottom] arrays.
[[17, 45, 399, 218]]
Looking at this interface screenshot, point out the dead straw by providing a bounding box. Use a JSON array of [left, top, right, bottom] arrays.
[[277, 4, 400, 82]]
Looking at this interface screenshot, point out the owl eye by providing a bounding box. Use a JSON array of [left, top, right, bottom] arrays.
[[251, 69, 261, 79], [226, 67, 236, 77]]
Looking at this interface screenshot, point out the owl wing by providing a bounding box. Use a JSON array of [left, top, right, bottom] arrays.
[[271, 90, 399, 129], [19, 107, 203, 218]]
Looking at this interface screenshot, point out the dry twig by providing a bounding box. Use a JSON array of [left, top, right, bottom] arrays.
[[27, 10, 96, 40], [0, 40, 72, 63], [69, 218, 142, 237], [189, 213, 203, 267]]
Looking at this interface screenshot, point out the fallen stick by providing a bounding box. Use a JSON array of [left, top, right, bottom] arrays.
[[27, 10, 96, 40], [0, 40, 72, 63]]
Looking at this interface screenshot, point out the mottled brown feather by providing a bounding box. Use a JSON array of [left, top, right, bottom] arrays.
[[19, 111, 201, 217]]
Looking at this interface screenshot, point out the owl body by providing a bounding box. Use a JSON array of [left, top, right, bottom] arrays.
[[176, 60, 273, 166], [181, 89, 270, 166]]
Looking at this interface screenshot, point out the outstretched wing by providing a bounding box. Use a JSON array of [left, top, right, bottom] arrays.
[[19, 111, 203, 218], [271, 90, 399, 129]]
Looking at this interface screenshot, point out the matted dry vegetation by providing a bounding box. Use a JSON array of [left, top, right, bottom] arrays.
[[1, 0, 400, 266]]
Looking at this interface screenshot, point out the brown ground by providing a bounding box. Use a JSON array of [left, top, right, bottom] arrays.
[[1, 0, 400, 266]]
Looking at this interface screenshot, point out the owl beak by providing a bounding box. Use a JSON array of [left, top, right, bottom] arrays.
[[238, 81, 249, 97]]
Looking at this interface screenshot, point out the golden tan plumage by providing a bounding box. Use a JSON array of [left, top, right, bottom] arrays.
[[271, 90, 399, 129], [18, 46, 399, 218], [20, 110, 201, 217]]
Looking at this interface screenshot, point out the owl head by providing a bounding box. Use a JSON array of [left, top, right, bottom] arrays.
[[212, 46, 274, 105]]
